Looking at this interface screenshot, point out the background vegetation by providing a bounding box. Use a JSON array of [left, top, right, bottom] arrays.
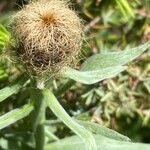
[[0, 0, 150, 149]]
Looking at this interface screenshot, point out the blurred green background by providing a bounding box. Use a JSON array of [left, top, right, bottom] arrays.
[[0, 0, 150, 149]]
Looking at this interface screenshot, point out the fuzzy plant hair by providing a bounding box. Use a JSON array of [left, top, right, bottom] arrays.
[[11, 0, 83, 77]]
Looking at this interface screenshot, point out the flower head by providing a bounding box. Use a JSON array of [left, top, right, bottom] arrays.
[[11, 0, 82, 76]]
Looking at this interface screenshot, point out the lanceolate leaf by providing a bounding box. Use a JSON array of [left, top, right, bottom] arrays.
[[81, 42, 150, 71], [44, 89, 97, 150], [63, 42, 150, 84], [45, 135, 150, 150], [0, 75, 28, 103], [0, 104, 33, 130], [77, 120, 130, 141], [63, 66, 125, 84]]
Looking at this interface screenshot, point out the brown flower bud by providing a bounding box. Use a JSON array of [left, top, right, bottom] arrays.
[[11, 0, 83, 77]]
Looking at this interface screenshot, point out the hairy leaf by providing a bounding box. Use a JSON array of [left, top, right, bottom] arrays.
[[0, 75, 28, 103], [0, 104, 33, 130], [46, 135, 150, 150], [63, 43, 150, 84], [63, 66, 125, 84], [81, 42, 150, 71], [44, 89, 97, 150], [77, 120, 130, 141]]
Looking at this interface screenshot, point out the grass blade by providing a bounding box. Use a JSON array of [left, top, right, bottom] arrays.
[[115, 0, 134, 18]]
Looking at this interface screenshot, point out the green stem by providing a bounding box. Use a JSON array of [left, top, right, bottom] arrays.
[[35, 125, 45, 150], [43, 89, 97, 150], [30, 80, 45, 150]]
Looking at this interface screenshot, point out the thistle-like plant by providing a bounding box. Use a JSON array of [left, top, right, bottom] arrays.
[[11, 0, 82, 77], [0, 0, 150, 150]]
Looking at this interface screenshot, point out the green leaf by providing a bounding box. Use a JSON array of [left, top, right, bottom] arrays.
[[77, 120, 130, 141], [0, 24, 10, 52], [0, 31, 9, 41], [81, 42, 150, 71], [45, 135, 150, 150], [0, 25, 10, 43], [0, 41, 5, 46], [0, 75, 28, 103], [0, 24, 9, 34], [63, 66, 125, 84], [44, 89, 97, 150], [63, 43, 150, 84], [0, 104, 33, 130], [115, 0, 135, 19]]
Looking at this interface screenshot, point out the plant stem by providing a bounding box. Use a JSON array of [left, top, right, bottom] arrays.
[[35, 125, 45, 150], [30, 80, 46, 150], [43, 89, 97, 150]]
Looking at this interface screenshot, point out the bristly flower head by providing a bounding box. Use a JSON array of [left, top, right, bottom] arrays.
[[11, 0, 83, 77]]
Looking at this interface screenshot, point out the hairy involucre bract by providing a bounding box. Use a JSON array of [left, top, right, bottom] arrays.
[[11, 0, 82, 76]]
